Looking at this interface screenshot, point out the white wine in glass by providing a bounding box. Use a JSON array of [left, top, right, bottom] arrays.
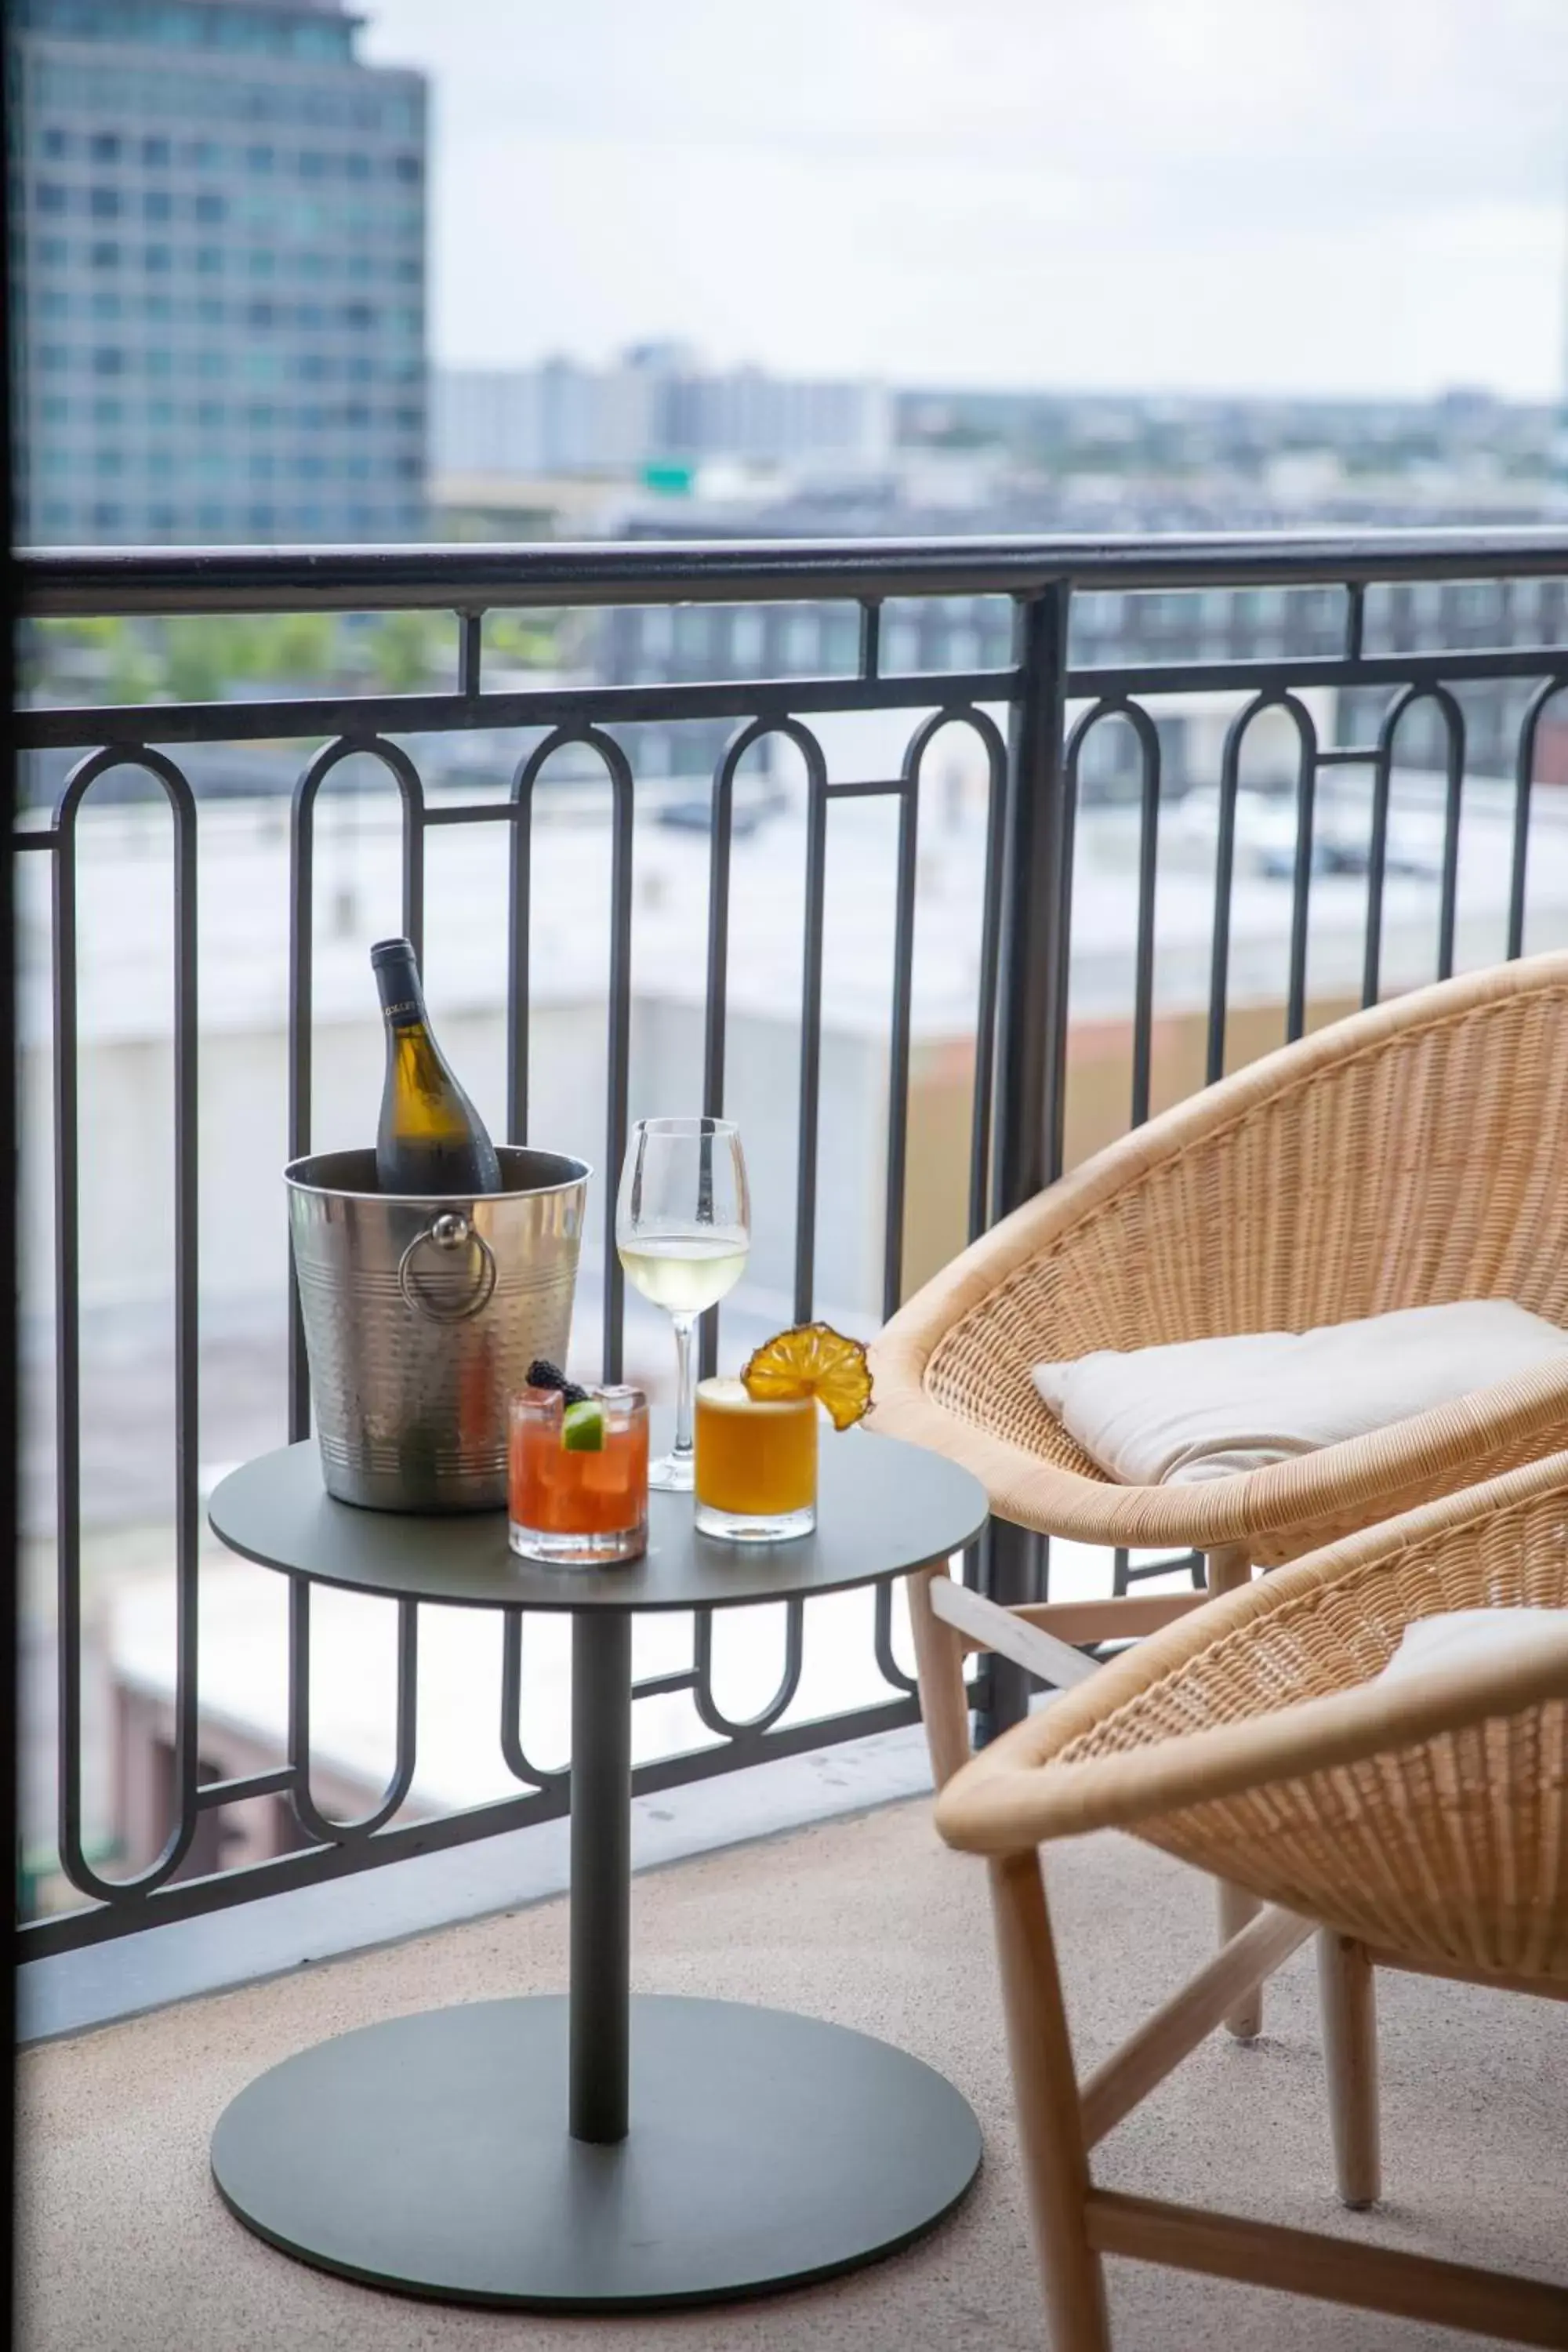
[[616, 1118, 750, 1491]]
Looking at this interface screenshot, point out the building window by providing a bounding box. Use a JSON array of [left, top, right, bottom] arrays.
[[884, 622, 921, 672], [197, 399, 224, 427], [783, 615, 819, 670], [392, 154, 422, 183], [93, 396, 123, 426], [144, 243, 171, 273], [194, 192, 225, 224], [38, 235, 68, 268], [89, 187, 120, 220], [641, 608, 674, 664], [89, 132, 122, 164], [144, 191, 172, 223], [248, 248, 275, 278], [91, 346, 124, 376], [246, 145, 274, 172], [89, 289, 120, 320], [41, 394, 68, 425], [147, 397, 174, 426], [196, 247, 223, 275], [90, 240, 120, 270], [41, 127, 70, 161], [36, 183, 67, 216], [95, 448, 124, 478], [91, 502, 123, 531], [142, 136, 171, 167]]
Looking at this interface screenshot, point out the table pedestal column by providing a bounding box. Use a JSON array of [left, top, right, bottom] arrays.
[[568, 1608, 630, 2143]]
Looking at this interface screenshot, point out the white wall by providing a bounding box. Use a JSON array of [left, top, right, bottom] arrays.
[[20, 994, 894, 1329]]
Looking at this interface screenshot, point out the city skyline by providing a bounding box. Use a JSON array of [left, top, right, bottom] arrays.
[[364, 0, 1568, 405]]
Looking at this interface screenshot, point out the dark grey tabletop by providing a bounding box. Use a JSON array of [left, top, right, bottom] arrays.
[[208, 1434, 989, 1613]]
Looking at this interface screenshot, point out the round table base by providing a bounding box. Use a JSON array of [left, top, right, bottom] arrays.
[[211, 1994, 982, 2310]]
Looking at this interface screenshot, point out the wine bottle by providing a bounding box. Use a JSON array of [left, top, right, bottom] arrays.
[[372, 938, 502, 1196]]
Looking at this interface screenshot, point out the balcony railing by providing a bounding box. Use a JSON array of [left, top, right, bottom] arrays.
[[16, 526, 1568, 1961]]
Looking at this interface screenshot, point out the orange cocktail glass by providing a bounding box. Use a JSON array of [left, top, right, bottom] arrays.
[[693, 1377, 816, 1542], [508, 1385, 648, 1565]]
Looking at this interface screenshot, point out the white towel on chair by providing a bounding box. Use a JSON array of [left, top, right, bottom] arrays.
[[1031, 1301, 1568, 1487]]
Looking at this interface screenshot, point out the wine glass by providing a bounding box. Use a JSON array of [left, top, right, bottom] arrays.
[[616, 1116, 750, 1491]]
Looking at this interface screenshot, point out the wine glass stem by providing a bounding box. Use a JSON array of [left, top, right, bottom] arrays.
[[670, 1310, 698, 1466]]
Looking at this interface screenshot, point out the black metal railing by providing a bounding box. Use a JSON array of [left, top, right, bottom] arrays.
[[16, 526, 1568, 1958]]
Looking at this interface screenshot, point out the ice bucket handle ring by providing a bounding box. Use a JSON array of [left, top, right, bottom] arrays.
[[396, 1211, 498, 1324]]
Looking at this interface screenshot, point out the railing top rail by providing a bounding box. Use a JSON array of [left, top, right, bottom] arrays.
[[19, 527, 1568, 617]]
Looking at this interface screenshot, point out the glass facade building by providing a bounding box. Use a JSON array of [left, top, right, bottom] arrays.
[[9, 0, 427, 544]]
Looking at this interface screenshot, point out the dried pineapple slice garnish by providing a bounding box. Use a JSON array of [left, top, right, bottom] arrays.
[[741, 1323, 873, 1432]]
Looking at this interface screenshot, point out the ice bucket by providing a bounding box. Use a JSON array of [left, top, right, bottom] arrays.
[[286, 1145, 590, 1512]]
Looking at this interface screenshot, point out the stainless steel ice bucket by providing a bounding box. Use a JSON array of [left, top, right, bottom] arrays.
[[286, 1146, 590, 1513]]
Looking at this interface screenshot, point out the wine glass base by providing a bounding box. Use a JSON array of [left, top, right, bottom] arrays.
[[648, 1454, 695, 1494]]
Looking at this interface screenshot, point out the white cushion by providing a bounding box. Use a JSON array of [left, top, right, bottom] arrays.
[[1032, 1301, 1568, 1488], [1376, 1609, 1568, 1685]]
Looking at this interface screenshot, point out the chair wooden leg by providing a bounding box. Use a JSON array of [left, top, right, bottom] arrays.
[[1317, 1930, 1381, 2209], [907, 1565, 971, 1787], [989, 1852, 1112, 2352], [1206, 1543, 1261, 2038]]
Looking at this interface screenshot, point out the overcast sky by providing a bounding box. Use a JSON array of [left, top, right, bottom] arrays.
[[361, 0, 1568, 401]]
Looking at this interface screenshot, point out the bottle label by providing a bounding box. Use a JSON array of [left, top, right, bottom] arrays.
[[382, 997, 422, 1022]]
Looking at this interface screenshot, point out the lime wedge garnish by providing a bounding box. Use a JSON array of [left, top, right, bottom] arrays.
[[561, 1398, 606, 1452]]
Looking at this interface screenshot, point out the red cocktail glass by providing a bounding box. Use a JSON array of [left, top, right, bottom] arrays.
[[508, 1385, 648, 1566]]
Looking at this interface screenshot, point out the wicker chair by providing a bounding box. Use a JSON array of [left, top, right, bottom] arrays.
[[934, 1453, 1568, 2351], [873, 951, 1568, 1809]]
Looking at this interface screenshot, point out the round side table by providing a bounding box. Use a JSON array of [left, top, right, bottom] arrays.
[[207, 1431, 989, 2310]]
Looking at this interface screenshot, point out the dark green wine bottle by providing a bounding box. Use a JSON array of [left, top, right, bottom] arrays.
[[372, 938, 502, 1196]]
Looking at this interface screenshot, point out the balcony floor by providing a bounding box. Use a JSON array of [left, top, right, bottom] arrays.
[[20, 1793, 1567, 2352]]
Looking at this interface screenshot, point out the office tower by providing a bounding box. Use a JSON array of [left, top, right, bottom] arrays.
[[10, 0, 427, 544]]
